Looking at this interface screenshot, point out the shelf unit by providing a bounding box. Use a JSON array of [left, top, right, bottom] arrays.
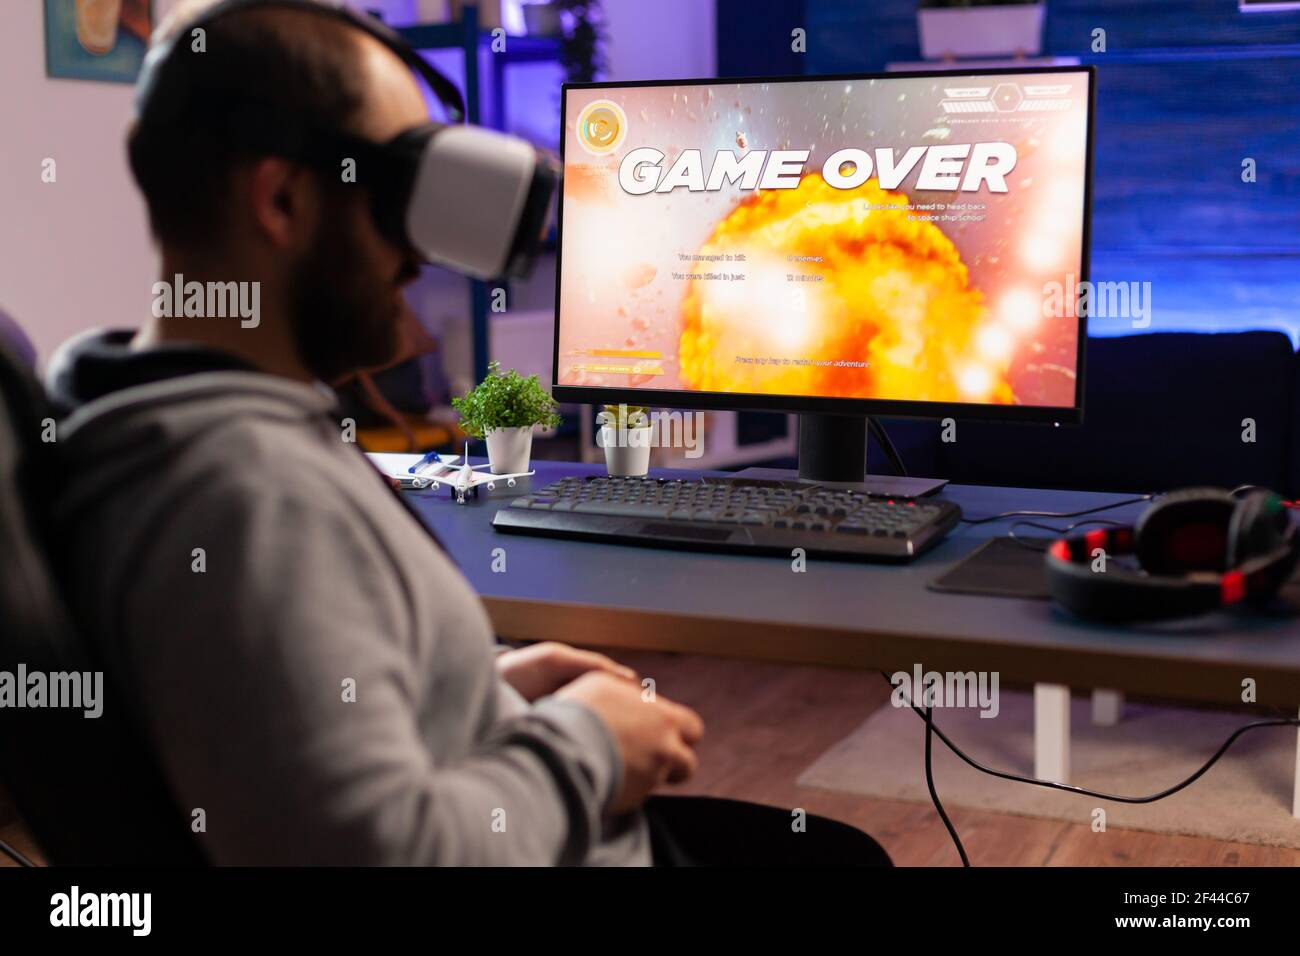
[[397, 7, 796, 469], [396, 6, 562, 386]]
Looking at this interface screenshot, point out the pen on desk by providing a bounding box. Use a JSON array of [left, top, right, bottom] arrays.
[[408, 450, 442, 474]]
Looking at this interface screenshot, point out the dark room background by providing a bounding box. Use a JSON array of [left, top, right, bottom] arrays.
[[718, 0, 1300, 343]]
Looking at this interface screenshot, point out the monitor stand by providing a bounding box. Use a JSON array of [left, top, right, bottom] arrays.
[[728, 413, 948, 499]]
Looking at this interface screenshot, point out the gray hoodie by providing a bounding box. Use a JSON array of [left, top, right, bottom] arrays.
[[47, 335, 648, 865]]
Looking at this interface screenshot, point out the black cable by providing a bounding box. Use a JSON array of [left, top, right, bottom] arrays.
[[0, 837, 36, 868], [1007, 517, 1124, 551], [923, 703, 970, 866], [959, 493, 1154, 526], [880, 672, 1300, 864], [867, 418, 908, 478]]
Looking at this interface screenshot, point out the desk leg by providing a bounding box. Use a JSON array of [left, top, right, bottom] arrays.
[[1294, 707, 1300, 819], [1091, 689, 1124, 726], [1034, 683, 1071, 784]]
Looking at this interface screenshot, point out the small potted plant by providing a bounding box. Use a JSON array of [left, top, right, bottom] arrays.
[[522, 1, 562, 37], [596, 404, 652, 477], [452, 362, 562, 474], [918, 0, 1045, 60]]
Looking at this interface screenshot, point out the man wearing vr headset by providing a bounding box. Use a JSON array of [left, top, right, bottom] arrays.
[[44, 0, 891, 866]]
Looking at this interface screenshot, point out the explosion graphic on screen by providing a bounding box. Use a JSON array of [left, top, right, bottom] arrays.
[[678, 175, 1016, 404]]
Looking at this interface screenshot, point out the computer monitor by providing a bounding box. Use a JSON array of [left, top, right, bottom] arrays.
[[551, 67, 1095, 481]]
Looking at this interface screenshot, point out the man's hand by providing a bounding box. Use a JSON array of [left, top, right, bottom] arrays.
[[557, 671, 705, 815], [496, 641, 636, 703]]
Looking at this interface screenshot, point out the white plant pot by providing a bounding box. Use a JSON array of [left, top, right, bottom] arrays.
[[599, 426, 652, 477], [523, 3, 562, 36], [485, 426, 533, 475], [414, 0, 453, 24], [918, 4, 1045, 60]]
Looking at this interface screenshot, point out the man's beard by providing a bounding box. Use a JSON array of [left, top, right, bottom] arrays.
[[288, 219, 409, 385]]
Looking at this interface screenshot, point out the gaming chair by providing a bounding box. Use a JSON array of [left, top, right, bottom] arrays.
[[0, 335, 204, 864]]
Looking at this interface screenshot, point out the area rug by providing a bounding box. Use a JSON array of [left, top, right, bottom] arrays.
[[798, 691, 1300, 848]]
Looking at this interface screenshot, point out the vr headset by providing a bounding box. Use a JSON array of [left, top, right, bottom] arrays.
[[130, 0, 559, 280], [1045, 487, 1300, 622]]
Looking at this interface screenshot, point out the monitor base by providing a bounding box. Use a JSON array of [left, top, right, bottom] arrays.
[[727, 467, 948, 499], [731, 412, 948, 498]]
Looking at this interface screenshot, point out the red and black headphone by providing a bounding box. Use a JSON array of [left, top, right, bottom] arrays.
[[1044, 488, 1300, 621]]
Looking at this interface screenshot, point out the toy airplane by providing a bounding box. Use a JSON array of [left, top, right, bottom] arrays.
[[408, 443, 533, 504]]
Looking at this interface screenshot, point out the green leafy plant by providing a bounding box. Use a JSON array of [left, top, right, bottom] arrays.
[[452, 362, 562, 439], [554, 0, 607, 83], [596, 404, 650, 430]]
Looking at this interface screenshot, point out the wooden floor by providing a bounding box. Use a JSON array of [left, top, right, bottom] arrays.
[[0, 819, 41, 868], [623, 650, 1300, 867], [4, 651, 1297, 867]]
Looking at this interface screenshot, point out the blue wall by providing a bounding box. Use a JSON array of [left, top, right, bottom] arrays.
[[717, 0, 1300, 340]]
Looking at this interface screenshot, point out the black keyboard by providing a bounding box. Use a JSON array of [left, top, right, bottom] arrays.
[[491, 475, 961, 562]]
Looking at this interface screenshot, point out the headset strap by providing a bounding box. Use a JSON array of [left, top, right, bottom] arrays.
[[135, 0, 465, 125]]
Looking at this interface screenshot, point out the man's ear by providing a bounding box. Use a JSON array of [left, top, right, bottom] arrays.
[[245, 157, 319, 251]]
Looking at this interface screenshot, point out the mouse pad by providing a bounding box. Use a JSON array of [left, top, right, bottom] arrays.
[[928, 536, 1052, 599]]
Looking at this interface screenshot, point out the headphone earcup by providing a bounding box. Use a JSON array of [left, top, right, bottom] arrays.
[[1044, 544, 1223, 621], [1227, 491, 1287, 567], [1134, 488, 1237, 574]]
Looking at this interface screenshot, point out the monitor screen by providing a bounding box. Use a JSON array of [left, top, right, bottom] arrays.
[[552, 68, 1094, 421]]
